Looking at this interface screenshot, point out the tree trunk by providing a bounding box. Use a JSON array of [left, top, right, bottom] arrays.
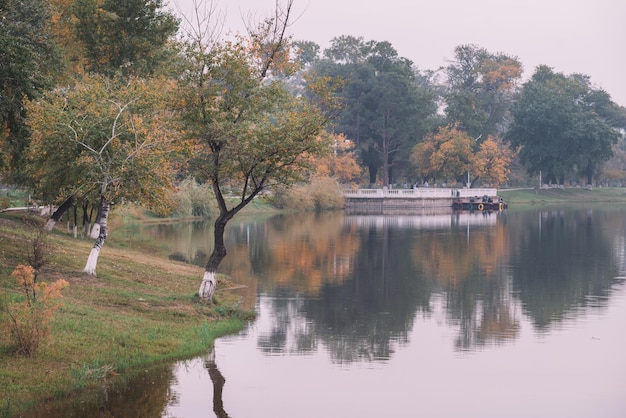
[[367, 164, 377, 186], [585, 160, 594, 186], [199, 215, 229, 301], [382, 133, 390, 187], [90, 198, 104, 239], [44, 195, 74, 231], [205, 349, 229, 418], [81, 201, 90, 237], [83, 196, 110, 276], [72, 204, 78, 238]]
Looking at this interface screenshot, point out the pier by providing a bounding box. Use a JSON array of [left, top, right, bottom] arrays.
[[344, 187, 505, 213]]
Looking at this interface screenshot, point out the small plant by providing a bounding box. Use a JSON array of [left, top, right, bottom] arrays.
[[25, 221, 50, 283], [1, 265, 68, 356]]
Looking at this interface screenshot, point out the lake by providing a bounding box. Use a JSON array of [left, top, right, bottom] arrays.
[[27, 207, 626, 417]]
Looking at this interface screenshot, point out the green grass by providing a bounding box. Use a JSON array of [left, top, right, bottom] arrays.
[[499, 186, 626, 205], [0, 212, 253, 416]]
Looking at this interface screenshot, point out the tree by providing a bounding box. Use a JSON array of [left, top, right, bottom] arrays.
[[473, 136, 512, 187], [71, 0, 179, 78], [27, 0, 182, 229], [506, 66, 623, 185], [0, 0, 61, 183], [444, 44, 522, 139], [315, 36, 438, 186], [25, 74, 179, 275], [410, 124, 474, 185], [179, 0, 335, 302], [293, 40, 320, 66], [308, 132, 362, 185]]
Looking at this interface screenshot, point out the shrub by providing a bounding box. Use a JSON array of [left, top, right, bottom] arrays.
[[272, 176, 345, 211], [169, 177, 216, 218], [1, 265, 68, 356]]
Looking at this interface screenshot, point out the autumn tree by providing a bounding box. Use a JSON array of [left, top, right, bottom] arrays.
[[444, 44, 522, 139], [25, 74, 179, 275], [410, 124, 475, 185], [506, 66, 623, 185], [178, 0, 335, 302], [473, 136, 512, 187], [309, 132, 362, 185]]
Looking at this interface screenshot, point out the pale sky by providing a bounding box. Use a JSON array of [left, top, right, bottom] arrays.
[[172, 0, 626, 107]]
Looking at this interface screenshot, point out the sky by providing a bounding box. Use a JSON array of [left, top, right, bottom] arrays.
[[171, 0, 626, 107]]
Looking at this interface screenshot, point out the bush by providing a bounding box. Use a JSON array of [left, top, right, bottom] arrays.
[[1, 265, 68, 356], [169, 177, 216, 218], [272, 176, 345, 211]]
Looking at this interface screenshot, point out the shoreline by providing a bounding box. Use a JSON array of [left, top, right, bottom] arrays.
[[0, 213, 253, 416]]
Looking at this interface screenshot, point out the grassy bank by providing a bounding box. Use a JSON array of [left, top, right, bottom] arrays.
[[0, 213, 253, 417], [499, 187, 626, 205]]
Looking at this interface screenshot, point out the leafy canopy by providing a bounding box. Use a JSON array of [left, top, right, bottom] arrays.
[[25, 74, 180, 213]]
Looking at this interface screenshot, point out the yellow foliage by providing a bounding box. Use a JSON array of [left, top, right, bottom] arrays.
[[307, 132, 362, 185], [474, 136, 512, 187]]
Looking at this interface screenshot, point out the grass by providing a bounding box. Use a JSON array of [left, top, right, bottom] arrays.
[[499, 186, 626, 205], [0, 211, 254, 417]]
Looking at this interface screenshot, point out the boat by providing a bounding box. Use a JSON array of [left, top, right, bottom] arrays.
[[452, 195, 507, 211]]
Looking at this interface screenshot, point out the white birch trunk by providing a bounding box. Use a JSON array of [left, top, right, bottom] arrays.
[[44, 218, 56, 231], [83, 197, 110, 276], [90, 223, 100, 239], [83, 247, 101, 275], [199, 271, 217, 301]]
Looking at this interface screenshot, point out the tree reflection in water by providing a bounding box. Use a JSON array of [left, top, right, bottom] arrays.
[[250, 209, 624, 360], [31, 208, 626, 415], [205, 348, 229, 418]]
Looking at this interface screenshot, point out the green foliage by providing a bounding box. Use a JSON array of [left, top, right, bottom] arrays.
[[506, 66, 623, 185], [71, 0, 180, 78], [314, 36, 439, 185], [444, 44, 522, 138], [25, 74, 180, 210], [0, 0, 61, 183]]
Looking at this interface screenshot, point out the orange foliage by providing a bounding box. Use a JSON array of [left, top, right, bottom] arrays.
[[411, 221, 509, 289], [479, 57, 522, 92], [2, 265, 69, 356], [474, 136, 512, 187], [308, 132, 362, 185], [412, 124, 473, 183], [262, 215, 360, 295]]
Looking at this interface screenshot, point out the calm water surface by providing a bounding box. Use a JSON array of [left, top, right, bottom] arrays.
[[28, 207, 626, 417]]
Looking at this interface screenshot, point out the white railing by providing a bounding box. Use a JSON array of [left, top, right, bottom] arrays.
[[344, 187, 498, 199]]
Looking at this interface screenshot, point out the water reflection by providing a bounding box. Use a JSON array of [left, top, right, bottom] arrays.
[[509, 209, 620, 330], [25, 363, 175, 417], [27, 207, 626, 416], [205, 349, 229, 418], [134, 209, 624, 358]]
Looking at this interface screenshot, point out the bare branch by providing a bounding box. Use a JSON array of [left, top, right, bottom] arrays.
[[176, 0, 224, 52]]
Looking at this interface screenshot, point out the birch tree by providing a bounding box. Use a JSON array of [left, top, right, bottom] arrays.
[[26, 74, 179, 275], [178, 0, 336, 302]]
